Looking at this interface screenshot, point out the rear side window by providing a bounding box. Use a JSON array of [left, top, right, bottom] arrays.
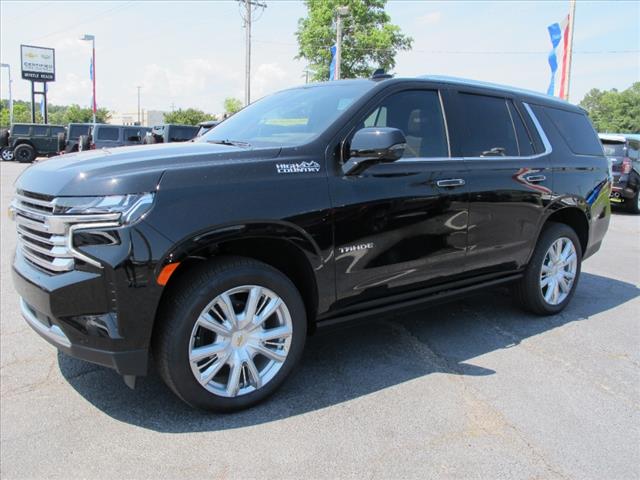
[[12, 125, 30, 135], [33, 126, 48, 136], [458, 93, 518, 157], [601, 141, 626, 157], [96, 127, 120, 141], [507, 101, 535, 156], [543, 107, 603, 156]]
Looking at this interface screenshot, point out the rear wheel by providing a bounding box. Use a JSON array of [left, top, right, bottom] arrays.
[[14, 144, 36, 163], [0, 146, 13, 161], [514, 223, 582, 315], [154, 257, 307, 411]]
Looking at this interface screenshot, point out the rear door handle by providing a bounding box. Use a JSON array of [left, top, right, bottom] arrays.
[[525, 174, 547, 183], [436, 178, 466, 188]]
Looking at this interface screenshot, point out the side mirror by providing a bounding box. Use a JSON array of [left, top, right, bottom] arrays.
[[342, 127, 406, 176]]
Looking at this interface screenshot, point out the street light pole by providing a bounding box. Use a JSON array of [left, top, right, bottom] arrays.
[[137, 86, 141, 125], [239, 0, 266, 106], [81, 34, 96, 123], [0, 63, 12, 126], [335, 6, 349, 80]]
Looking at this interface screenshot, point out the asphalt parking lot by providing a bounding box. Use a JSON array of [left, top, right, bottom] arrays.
[[1, 160, 638, 480]]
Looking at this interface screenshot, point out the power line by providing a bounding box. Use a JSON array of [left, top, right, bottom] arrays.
[[238, 0, 267, 106]]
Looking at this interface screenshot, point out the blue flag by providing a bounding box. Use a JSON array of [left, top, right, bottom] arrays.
[[40, 83, 47, 119], [329, 45, 336, 81]]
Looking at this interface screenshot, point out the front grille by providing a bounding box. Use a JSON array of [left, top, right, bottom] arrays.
[[13, 191, 75, 273]]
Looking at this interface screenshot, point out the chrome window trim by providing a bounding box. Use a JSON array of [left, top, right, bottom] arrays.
[[397, 101, 552, 164]]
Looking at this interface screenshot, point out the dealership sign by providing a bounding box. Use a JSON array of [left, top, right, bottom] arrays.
[[20, 45, 55, 81]]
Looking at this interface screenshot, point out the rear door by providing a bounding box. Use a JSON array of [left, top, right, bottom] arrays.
[[450, 90, 552, 277], [329, 87, 470, 308]]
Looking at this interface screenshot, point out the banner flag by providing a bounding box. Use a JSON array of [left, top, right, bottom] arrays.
[[547, 14, 571, 99]]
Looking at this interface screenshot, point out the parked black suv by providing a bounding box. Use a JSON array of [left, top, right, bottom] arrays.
[[10, 76, 611, 411], [599, 133, 640, 213]]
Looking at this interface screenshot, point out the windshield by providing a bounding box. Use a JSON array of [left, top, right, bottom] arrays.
[[601, 141, 626, 157], [200, 83, 373, 147]]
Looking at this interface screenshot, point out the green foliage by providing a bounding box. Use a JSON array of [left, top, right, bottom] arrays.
[[224, 97, 243, 114], [579, 82, 640, 133], [163, 108, 215, 126], [0, 100, 110, 126], [296, 0, 413, 81]]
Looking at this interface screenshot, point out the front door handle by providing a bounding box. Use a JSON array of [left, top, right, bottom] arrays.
[[525, 174, 547, 183], [436, 178, 466, 188]]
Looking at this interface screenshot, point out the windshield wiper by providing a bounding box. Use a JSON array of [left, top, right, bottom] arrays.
[[208, 139, 251, 147]]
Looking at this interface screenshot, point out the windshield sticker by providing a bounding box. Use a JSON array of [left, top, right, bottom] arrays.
[[276, 161, 321, 174]]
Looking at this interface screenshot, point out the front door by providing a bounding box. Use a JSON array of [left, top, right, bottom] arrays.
[[329, 88, 469, 309]]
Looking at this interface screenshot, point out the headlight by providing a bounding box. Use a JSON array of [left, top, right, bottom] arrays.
[[52, 193, 155, 224]]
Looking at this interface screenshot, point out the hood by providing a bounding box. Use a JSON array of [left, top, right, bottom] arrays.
[[15, 142, 280, 197]]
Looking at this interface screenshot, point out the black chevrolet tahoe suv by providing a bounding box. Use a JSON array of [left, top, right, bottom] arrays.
[[10, 76, 611, 411]]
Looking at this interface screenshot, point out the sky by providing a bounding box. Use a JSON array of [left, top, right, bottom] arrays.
[[0, 0, 638, 116]]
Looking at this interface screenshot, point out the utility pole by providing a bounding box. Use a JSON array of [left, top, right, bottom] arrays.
[[239, 0, 266, 106], [137, 86, 141, 125], [335, 6, 349, 80], [564, 0, 577, 102]]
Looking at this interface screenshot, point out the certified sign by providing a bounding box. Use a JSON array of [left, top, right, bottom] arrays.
[[20, 45, 55, 81]]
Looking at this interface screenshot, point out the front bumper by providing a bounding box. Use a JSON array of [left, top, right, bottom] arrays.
[[12, 220, 172, 376], [19, 296, 147, 375]]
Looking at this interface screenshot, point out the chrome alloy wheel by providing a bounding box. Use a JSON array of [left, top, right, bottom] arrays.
[[188, 285, 293, 398], [540, 237, 578, 305], [1, 148, 13, 161]]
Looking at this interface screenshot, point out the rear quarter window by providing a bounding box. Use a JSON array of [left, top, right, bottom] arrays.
[[543, 107, 603, 156]]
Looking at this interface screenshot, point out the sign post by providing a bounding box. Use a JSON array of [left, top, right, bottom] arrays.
[[20, 45, 55, 123]]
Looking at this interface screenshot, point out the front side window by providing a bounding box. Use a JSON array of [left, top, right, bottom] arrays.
[[459, 93, 518, 157], [361, 90, 449, 158], [97, 127, 119, 141], [200, 83, 375, 147], [33, 126, 49, 136]]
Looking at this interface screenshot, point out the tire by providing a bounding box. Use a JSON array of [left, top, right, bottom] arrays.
[[514, 222, 582, 315], [154, 256, 307, 412], [78, 135, 90, 151], [57, 132, 67, 153], [13, 144, 36, 163], [626, 189, 640, 214], [0, 129, 9, 148], [0, 146, 14, 161]]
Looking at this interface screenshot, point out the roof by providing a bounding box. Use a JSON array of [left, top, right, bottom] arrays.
[[418, 75, 576, 108]]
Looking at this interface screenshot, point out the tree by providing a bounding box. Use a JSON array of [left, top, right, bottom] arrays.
[[224, 97, 243, 114], [296, 0, 413, 82], [0, 100, 110, 126], [579, 82, 640, 133], [163, 108, 215, 125]]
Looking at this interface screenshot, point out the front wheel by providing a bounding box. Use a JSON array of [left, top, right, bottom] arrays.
[[514, 223, 582, 315], [154, 257, 307, 411], [0, 146, 14, 161]]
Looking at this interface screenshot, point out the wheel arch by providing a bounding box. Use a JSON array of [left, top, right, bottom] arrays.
[[539, 205, 589, 257], [154, 223, 324, 334]]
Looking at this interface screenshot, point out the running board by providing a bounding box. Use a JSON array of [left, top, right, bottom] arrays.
[[317, 273, 523, 330]]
